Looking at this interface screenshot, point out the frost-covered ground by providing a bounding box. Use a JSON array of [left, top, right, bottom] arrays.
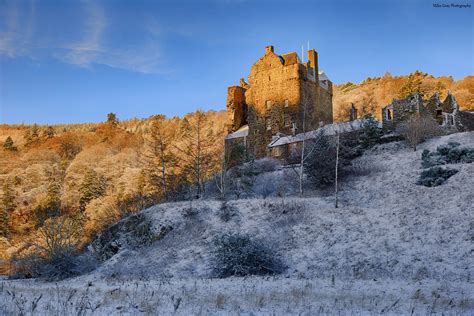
[[1, 132, 473, 315]]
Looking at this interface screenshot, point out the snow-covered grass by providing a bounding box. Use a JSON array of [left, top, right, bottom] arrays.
[[1, 132, 473, 314], [1, 277, 472, 315]]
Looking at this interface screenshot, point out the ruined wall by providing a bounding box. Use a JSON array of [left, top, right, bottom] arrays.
[[226, 86, 247, 131], [382, 94, 424, 131]]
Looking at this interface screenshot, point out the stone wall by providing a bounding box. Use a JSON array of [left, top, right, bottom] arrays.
[[226, 85, 247, 131], [225, 45, 334, 158]]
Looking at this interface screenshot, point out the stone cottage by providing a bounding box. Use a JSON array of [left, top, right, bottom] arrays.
[[225, 45, 334, 158]]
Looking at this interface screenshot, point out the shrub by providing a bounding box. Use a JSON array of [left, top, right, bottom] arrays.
[[416, 167, 459, 187], [10, 248, 97, 280], [210, 233, 284, 278], [359, 115, 382, 149], [422, 142, 474, 168], [217, 201, 238, 222], [398, 114, 441, 151], [9, 215, 96, 280], [304, 133, 340, 188], [252, 172, 283, 198]]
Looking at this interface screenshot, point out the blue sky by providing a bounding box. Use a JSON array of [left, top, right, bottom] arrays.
[[0, 0, 472, 124]]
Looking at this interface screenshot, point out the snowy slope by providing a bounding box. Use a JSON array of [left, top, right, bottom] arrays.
[[92, 132, 474, 282], [1, 132, 473, 314]]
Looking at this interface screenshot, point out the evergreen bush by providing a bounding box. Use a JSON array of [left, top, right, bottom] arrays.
[[417, 167, 458, 187]]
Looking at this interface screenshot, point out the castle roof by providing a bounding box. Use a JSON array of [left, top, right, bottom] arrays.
[[280, 52, 299, 65], [318, 71, 329, 81], [225, 124, 249, 140], [268, 119, 363, 148]]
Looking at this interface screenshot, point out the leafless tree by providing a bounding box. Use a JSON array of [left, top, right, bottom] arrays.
[[334, 125, 340, 208], [176, 110, 217, 198], [399, 114, 441, 151], [36, 216, 82, 259], [141, 115, 175, 201]]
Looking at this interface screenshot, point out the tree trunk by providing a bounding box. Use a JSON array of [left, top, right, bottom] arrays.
[[335, 128, 340, 209]]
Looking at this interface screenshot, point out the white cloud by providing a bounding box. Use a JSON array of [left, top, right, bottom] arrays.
[[0, 0, 166, 74]]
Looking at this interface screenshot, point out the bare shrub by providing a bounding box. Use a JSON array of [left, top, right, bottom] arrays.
[[252, 172, 285, 198], [398, 115, 442, 151], [10, 215, 96, 280]]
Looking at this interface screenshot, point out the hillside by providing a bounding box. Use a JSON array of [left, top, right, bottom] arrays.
[[1, 132, 473, 314], [333, 72, 473, 121], [0, 110, 229, 270]]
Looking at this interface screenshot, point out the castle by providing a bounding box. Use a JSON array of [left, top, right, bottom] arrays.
[[225, 45, 334, 158]]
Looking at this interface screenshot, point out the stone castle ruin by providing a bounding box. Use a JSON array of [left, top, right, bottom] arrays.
[[225, 45, 334, 158], [382, 92, 474, 132]]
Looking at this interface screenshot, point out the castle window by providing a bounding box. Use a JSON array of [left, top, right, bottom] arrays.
[[386, 108, 393, 121], [285, 99, 289, 107], [284, 114, 291, 127], [266, 100, 272, 109], [266, 118, 272, 130], [436, 109, 442, 116]]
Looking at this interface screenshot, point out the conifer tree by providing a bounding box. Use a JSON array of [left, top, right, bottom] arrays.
[[106, 112, 119, 127], [0, 182, 16, 237], [79, 168, 107, 211], [3, 136, 16, 151], [398, 73, 425, 99], [43, 126, 55, 139], [34, 181, 62, 226], [24, 124, 40, 146], [359, 115, 382, 149]]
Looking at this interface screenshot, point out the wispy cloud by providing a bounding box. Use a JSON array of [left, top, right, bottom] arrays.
[[0, 0, 166, 74]]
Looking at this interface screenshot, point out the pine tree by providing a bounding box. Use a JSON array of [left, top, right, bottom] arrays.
[[3, 136, 16, 151], [43, 126, 55, 139], [0, 182, 16, 237], [304, 131, 338, 188], [176, 110, 218, 198], [106, 112, 119, 127], [34, 181, 62, 226], [398, 73, 425, 99], [24, 124, 40, 146], [79, 168, 107, 211], [359, 114, 382, 149]]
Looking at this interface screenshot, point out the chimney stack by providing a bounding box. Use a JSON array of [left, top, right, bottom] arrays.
[[265, 45, 274, 54], [307, 49, 319, 81]]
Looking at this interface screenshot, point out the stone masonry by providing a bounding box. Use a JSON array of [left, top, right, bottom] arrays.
[[225, 45, 334, 158]]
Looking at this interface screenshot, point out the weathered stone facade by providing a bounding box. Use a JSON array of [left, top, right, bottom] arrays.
[[225, 45, 334, 158], [381, 92, 473, 132]]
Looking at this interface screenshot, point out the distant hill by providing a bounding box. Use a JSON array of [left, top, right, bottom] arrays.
[[333, 71, 473, 122]]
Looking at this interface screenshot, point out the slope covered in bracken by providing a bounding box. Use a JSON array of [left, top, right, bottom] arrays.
[[333, 72, 473, 121]]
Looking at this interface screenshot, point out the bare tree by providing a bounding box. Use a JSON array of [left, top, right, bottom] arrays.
[[334, 125, 340, 208], [176, 110, 217, 198], [214, 141, 231, 199], [399, 114, 441, 151], [36, 216, 82, 259], [141, 115, 175, 201]]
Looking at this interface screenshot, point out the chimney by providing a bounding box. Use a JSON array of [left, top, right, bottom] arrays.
[[307, 49, 319, 81], [265, 45, 274, 54]]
